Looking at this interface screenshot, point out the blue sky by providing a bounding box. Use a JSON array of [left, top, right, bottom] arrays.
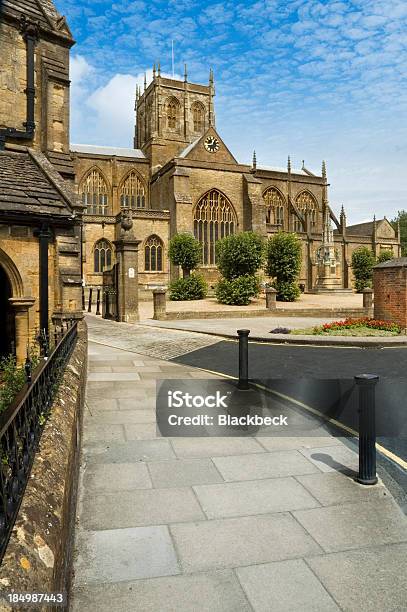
[[56, 0, 407, 224]]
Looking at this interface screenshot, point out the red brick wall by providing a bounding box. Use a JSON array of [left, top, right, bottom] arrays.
[[373, 266, 407, 328]]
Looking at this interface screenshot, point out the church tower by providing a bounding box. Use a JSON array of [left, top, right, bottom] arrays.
[[134, 66, 216, 171]]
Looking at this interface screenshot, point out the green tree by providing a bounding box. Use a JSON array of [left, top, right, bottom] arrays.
[[377, 250, 394, 264], [351, 247, 376, 292], [168, 233, 201, 277], [216, 232, 265, 280], [265, 232, 302, 301], [390, 210, 407, 256]]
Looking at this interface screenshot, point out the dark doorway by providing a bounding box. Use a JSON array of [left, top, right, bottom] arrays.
[[0, 265, 15, 358]]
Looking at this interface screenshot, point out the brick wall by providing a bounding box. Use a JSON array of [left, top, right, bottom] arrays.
[[374, 262, 407, 328]]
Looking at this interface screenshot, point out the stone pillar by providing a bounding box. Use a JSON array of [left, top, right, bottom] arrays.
[[153, 289, 167, 320], [265, 287, 277, 311], [363, 288, 373, 316], [9, 298, 35, 364], [113, 237, 141, 323]]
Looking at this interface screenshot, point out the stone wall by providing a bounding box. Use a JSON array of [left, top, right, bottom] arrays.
[[0, 321, 88, 611]]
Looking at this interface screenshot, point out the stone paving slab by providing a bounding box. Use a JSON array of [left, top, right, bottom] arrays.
[[72, 570, 252, 612], [193, 477, 320, 518], [256, 435, 344, 451], [212, 450, 320, 481], [236, 559, 340, 612], [82, 462, 152, 493], [296, 472, 389, 506], [148, 458, 224, 488], [80, 488, 205, 530], [74, 526, 179, 584], [307, 543, 407, 612], [298, 444, 359, 474], [170, 437, 265, 458], [83, 439, 176, 464], [293, 498, 407, 553], [169, 513, 322, 572]]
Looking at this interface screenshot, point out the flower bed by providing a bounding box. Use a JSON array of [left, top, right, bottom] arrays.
[[292, 317, 402, 337]]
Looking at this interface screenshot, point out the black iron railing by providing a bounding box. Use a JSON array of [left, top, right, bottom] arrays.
[[0, 321, 78, 564]]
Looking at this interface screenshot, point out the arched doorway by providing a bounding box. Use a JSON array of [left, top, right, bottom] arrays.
[[0, 265, 15, 358]]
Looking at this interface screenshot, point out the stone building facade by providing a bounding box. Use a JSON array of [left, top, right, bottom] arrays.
[[0, 0, 82, 361], [75, 72, 400, 296], [0, 0, 401, 351]]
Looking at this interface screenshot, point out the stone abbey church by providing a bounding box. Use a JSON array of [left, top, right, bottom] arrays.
[[0, 0, 400, 357]]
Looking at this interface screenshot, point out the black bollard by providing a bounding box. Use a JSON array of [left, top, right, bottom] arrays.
[[96, 288, 101, 315], [87, 288, 93, 313], [355, 374, 379, 485], [237, 329, 250, 390], [82, 287, 85, 311], [105, 291, 111, 319]]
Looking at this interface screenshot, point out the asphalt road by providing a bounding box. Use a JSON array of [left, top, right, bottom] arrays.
[[173, 341, 407, 468]]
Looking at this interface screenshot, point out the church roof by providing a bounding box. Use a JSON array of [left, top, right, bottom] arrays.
[[0, 148, 79, 221], [2, 0, 74, 41], [257, 165, 309, 176], [71, 144, 146, 159], [179, 138, 201, 158], [336, 219, 383, 235]]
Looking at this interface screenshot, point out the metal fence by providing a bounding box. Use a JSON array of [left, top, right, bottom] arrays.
[[0, 320, 78, 564]]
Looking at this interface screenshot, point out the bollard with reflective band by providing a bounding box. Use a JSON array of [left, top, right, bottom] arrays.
[[237, 329, 250, 390], [355, 374, 379, 485]]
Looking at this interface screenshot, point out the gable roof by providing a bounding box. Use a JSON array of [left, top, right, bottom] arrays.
[[0, 148, 80, 221], [337, 218, 394, 236], [2, 0, 74, 41], [178, 127, 238, 164], [71, 144, 146, 159]]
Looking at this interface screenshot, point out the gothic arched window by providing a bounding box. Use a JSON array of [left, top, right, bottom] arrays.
[[263, 188, 286, 227], [294, 191, 317, 232], [94, 239, 113, 273], [145, 235, 164, 272], [192, 102, 205, 132], [167, 97, 180, 130], [120, 172, 146, 209], [80, 169, 110, 215], [194, 190, 236, 265]]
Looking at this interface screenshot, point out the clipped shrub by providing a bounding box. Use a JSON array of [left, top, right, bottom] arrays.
[[377, 250, 394, 264], [169, 274, 207, 301], [216, 275, 260, 305], [169, 232, 201, 277], [216, 232, 265, 280], [351, 247, 376, 292], [266, 232, 302, 301], [273, 279, 301, 302]]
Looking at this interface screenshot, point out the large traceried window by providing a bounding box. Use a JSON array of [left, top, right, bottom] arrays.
[[145, 235, 163, 272], [264, 188, 286, 227], [94, 239, 112, 273], [293, 191, 317, 232], [192, 102, 205, 132], [194, 190, 236, 265], [80, 169, 110, 215], [167, 97, 180, 130], [120, 172, 146, 209]]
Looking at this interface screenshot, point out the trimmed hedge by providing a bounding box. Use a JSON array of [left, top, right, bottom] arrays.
[[169, 274, 208, 301], [215, 275, 260, 305]]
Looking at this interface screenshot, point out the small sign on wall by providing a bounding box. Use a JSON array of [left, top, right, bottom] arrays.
[[128, 267, 135, 279]]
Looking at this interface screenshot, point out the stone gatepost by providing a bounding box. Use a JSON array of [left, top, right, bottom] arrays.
[[373, 258, 407, 330], [113, 210, 141, 323], [153, 289, 167, 320], [265, 287, 277, 311], [9, 297, 35, 364]]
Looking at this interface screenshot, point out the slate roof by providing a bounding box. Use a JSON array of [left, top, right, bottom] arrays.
[[2, 0, 73, 40], [70, 144, 146, 159], [46, 150, 75, 177], [0, 149, 76, 220], [374, 257, 407, 268]]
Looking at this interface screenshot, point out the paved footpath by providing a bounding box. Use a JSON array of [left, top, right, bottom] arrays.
[[71, 317, 407, 611]]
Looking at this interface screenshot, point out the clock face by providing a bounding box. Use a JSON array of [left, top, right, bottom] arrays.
[[204, 136, 220, 153]]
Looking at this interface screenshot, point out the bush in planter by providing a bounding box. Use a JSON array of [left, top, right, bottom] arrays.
[[265, 232, 302, 301], [377, 249, 394, 264], [169, 274, 208, 301], [351, 247, 376, 292], [216, 275, 260, 306], [168, 233, 201, 277], [216, 232, 265, 280]]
